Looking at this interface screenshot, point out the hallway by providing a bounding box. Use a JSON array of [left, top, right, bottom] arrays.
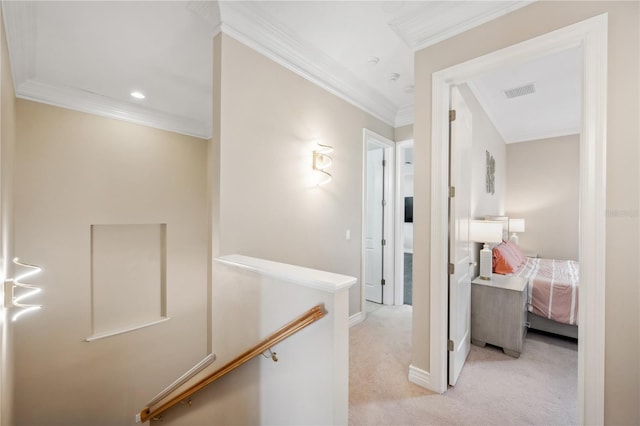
[[349, 303, 577, 425]]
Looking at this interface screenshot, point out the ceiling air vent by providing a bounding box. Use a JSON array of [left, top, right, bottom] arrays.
[[504, 83, 536, 99]]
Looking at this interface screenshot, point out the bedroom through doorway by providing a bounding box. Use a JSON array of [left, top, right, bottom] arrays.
[[427, 14, 607, 424], [445, 48, 582, 417]]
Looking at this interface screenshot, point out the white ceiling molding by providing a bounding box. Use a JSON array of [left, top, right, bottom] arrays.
[[2, 0, 213, 139], [394, 105, 414, 128], [219, 1, 398, 127], [1, 1, 36, 86], [389, 1, 535, 51], [503, 126, 582, 144], [186, 0, 221, 35], [16, 79, 210, 139], [4, 0, 575, 139]]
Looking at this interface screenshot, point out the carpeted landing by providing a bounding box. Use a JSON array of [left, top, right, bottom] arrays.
[[349, 303, 577, 425]]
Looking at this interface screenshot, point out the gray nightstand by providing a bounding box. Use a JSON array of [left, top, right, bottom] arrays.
[[471, 274, 528, 357]]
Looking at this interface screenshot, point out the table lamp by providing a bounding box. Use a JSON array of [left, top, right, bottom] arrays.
[[469, 220, 503, 280], [508, 218, 525, 245]]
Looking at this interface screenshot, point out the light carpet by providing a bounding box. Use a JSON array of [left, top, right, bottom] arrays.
[[349, 303, 577, 425]]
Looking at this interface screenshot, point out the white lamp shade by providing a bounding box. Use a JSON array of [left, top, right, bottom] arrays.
[[508, 218, 525, 233], [469, 220, 503, 244]]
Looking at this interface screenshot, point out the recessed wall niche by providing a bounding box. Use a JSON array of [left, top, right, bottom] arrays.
[[87, 224, 168, 341]]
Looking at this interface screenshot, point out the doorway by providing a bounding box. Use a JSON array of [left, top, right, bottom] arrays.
[[395, 139, 414, 307], [361, 129, 395, 312], [425, 14, 607, 424]]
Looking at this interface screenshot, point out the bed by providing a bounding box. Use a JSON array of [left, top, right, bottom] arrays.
[[493, 240, 579, 339]]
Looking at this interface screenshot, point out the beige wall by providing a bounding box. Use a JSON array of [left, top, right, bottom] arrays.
[[13, 101, 209, 425], [458, 84, 507, 274], [0, 9, 16, 426], [413, 2, 639, 424], [216, 34, 394, 316], [506, 135, 579, 260], [162, 259, 351, 425], [458, 84, 506, 219], [395, 124, 414, 142]]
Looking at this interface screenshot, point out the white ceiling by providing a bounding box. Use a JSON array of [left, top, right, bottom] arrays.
[[468, 46, 582, 143], [1, 0, 579, 142]]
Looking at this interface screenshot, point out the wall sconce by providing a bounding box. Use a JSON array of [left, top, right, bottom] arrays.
[[312, 141, 333, 186], [469, 220, 503, 280], [508, 218, 525, 245], [4, 258, 43, 322]]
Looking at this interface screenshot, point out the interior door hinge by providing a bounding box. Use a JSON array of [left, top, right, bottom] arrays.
[[449, 186, 455, 198], [381, 239, 386, 246], [447, 339, 454, 351], [448, 263, 455, 275], [381, 278, 386, 286], [382, 159, 386, 167], [449, 109, 457, 122], [382, 199, 387, 207]]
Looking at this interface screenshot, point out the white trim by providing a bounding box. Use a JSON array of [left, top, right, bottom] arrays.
[[219, 2, 397, 127], [15, 80, 210, 139], [349, 311, 365, 328], [428, 14, 607, 425], [0, 1, 36, 87], [361, 129, 396, 310], [408, 364, 431, 389], [1, 2, 212, 139], [215, 255, 357, 294], [578, 14, 607, 425], [145, 353, 216, 407], [84, 317, 170, 342], [389, 1, 535, 52], [505, 127, 582, 144], [394, 105, 415, 127]]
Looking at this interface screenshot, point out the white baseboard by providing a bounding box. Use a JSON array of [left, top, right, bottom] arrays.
[[349, 311, 365, 327], [408, 364, 432, 390]]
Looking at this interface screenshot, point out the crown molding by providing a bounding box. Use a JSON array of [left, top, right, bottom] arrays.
[[2, 1, 533, 136], [219, 2, 398, 127], [390, 1, 535, 52], [16, 80, 211, 139], [1, 0, 36, 86], [506, 126, 582, 144], [2, 1, 211, 139], [394, 105, 414, 127], [186, 0, 221, 32]]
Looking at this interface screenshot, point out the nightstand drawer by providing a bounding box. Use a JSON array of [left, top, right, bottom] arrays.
[[471, 275, 527, 357]]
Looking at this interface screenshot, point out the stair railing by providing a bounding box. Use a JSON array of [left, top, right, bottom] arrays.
[[137, 304, 326, 423]]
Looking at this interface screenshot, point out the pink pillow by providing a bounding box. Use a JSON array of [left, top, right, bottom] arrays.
[[492, 242, 523, 274], [505, 240, 526, 265]]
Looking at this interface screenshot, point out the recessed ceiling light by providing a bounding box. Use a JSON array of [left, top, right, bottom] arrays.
[[390, 73, 400, 82], [130, 91, 145, 100], [367, 56, 380, 65]]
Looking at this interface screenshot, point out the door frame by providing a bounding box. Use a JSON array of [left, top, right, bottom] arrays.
[[360, 129, 395, 318], [394, 139, 413, 307], [427, 14, 607, 425]]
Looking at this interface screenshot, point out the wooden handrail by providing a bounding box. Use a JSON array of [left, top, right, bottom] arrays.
[[138, 304, 326, 423]]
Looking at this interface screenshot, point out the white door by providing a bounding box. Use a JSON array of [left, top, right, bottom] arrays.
[[365, 147, 384, 303], [448, 86, 473, 386]]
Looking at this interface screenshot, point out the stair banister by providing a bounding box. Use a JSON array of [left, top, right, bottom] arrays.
[[138, 304, 326, 423]]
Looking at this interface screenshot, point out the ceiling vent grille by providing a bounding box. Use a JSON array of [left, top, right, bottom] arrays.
[[504, 83, 536, 99]]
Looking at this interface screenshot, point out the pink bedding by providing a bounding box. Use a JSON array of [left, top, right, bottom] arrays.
[[510, 257, 579, 326]]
